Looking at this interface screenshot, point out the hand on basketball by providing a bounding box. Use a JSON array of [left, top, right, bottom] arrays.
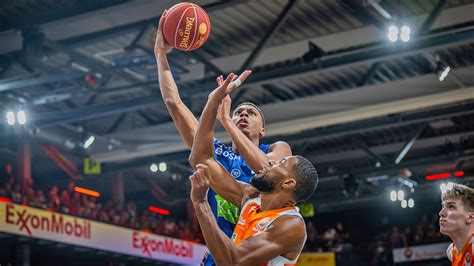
[[154, 10, 173, 56], [190, 164, 211, 203]]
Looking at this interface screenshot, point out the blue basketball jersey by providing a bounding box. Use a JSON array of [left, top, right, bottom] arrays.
[[201, 138, 270, 266]]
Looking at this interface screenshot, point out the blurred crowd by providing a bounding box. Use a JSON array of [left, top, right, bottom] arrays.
[[304, 221, 352, 253], [302, 212, 450, 265], [0, 164, 451, 263], [0, 164, 204, 243], [368, 213, 450, 265]]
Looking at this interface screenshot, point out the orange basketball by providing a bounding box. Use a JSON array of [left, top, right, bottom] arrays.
[[163, 2, 211, 51]]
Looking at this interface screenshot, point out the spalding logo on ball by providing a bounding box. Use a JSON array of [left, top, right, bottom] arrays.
[[163, 2, 211, 51]]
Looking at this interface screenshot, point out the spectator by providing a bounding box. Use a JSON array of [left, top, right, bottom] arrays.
[[336, 222, 349, 241], [66, 181, 75, 196], [59, 190, 71, 213], [32, 190, 47, 209], [49, 186, 60, 210], [22, 187, 35, 205], [5, 164, 15, 180], [11, 184, 22, 204], [389, 225, 402, 247], [126, 201, 137, 219], [69, 192, 80, 215]]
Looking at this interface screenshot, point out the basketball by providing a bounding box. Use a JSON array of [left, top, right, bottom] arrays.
[[162, 2, 211, 51]]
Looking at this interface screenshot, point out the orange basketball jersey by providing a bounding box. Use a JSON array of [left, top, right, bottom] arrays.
[[448, 234, 473, 266], [231, 197, 305, 266]]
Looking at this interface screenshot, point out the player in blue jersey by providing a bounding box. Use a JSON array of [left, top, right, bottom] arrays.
[[154, 11, 292, 265]]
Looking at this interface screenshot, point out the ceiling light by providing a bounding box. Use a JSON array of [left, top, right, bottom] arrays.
[[401, 199, 407, 208], [159, 162, 167, 172], [388, 26, 398, 42], [17, 110, 26, 125], [6, 111, 15, 125], [397, 190, 405, 201], [150, 163, 158, 173], [400, 26, 411, 42], [390, 190, 397, 201], [83, 136, 95, 149]]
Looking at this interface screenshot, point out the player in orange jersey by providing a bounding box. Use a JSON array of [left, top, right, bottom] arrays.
[[439, 183, 474, 266], [188, 73, 318, 265]]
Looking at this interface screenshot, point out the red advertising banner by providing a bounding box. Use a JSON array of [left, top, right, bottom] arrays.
[[0, 202, 208, 264]]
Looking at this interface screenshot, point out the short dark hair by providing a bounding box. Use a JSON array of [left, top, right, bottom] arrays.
[[292, 155, 318, 202], [233, 102, 265, 128]]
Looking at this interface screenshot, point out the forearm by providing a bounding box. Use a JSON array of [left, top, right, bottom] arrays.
[[157, 53, 181, 104], [222, 119, 268, 172], [156, 53, 198, 149], [189, 94, 221, 166], [194, 201, 239, 265]]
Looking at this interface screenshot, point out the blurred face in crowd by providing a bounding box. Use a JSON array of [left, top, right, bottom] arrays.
[[5, 164, 12, 175], [68, 181, 75, 191]]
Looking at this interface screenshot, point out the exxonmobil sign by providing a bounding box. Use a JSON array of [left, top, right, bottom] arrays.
[[132, 231, 193, 258], [0, 202, 208, 264], [5, 204, 91, 239]]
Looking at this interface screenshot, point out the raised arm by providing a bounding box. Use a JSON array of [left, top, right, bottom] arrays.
[[217, 93, 292, 172], [189, 72, 252, 206], [154, 11, 198, 149], [190, 166, 306, 266], [188, 71, 251, 167]]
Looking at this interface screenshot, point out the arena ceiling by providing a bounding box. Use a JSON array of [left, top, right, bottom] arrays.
[[1, 0, 473, 212]]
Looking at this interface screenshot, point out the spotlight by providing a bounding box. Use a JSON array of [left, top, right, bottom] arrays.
[[64, 139, 76, 150], [408, 198, 415, 208], [397, 190, 405, 201], [437, 66, 450, 82], [6, 111, 15, 125], [83, 136, 95, 149], [150, 163, 158, 173], [159, 162, 167, 172], [400, 26, 411, 42], [388, 26, 398, 42], [17, 110, 26, 125], [390, 190, 397, 201], [401, 199, 407, 208]]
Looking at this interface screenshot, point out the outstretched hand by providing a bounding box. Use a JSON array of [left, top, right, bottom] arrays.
[[189, 164, 211, 204], [210, 70, 252, 101], [154, 10, 173, 56], [217, 70, 252, 94]]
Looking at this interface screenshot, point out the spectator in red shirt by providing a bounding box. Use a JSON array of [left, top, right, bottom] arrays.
[[49, 186, 60, 210]]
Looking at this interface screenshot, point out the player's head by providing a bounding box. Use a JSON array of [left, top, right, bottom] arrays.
[[232, 102, 265, 139], [250, 155, 318, 203], [439, 183, 474, 236]]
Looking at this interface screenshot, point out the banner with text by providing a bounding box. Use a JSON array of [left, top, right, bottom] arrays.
[[0, 202, 207, 265], [393, 242, 450, 263], [297, 252, 336, 266]]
